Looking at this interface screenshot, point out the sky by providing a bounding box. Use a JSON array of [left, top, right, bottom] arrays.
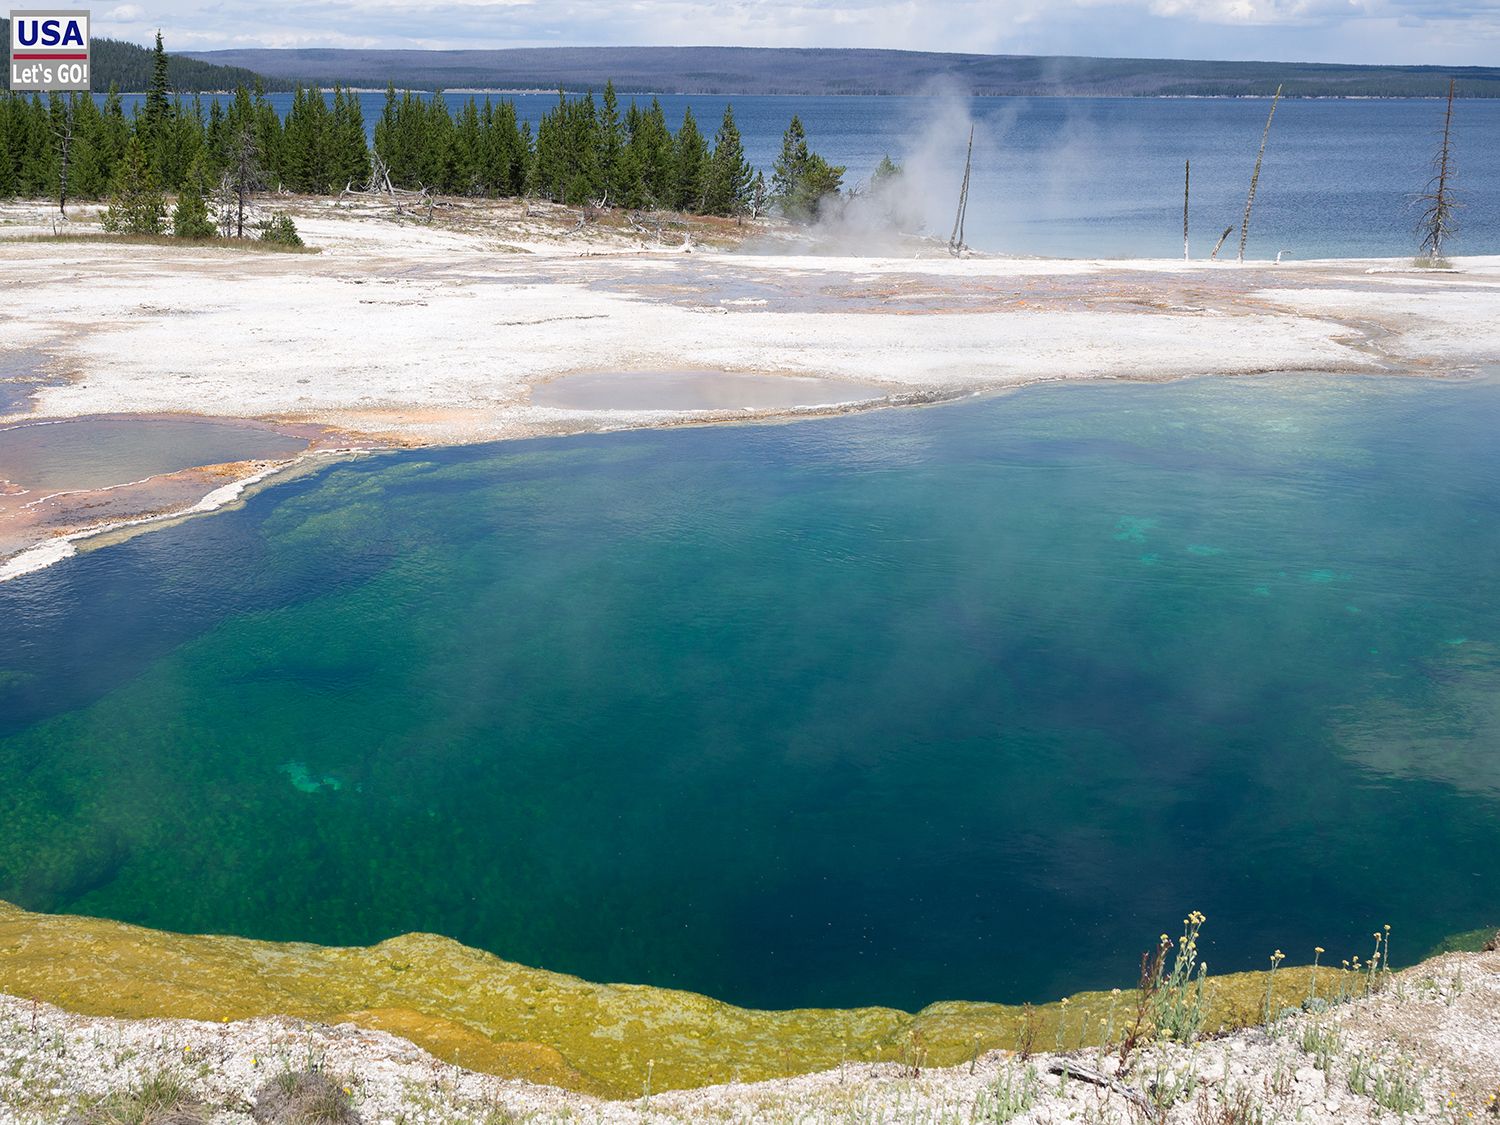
[[94, 0, 1500, 65]]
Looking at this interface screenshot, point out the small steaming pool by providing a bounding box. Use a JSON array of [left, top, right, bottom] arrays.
[[533, 370, 890, 412], [0, 417, 309, 491]]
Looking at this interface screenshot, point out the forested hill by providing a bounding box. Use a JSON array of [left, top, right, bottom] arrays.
[[180, 46, 1500, 98], [0, 19, 287, 92]]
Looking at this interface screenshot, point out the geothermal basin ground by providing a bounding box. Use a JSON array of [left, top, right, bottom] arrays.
[[3, 194, 1500, 578]]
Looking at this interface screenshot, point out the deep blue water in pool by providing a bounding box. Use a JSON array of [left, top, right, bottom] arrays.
[[2, 373, 1499, 1010]]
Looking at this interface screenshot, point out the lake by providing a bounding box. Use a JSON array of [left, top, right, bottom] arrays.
[[2, 372, 1498, 1011], [111, 92, 1500, 259]]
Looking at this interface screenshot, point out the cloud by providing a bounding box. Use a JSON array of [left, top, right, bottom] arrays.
[[114, 0, 1500, 65], [1144, 0, 1371, 24]]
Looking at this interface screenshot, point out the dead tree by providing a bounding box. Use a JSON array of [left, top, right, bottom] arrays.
[[948, 125, 974, 257], [1238, 84, 1282, 263], [1182, 159, 1190, 260], [51, 97, 75, 218], [217, 126, 264, 238], [1209, 225, 1234, 260], [1417, 79, 1459, 264]]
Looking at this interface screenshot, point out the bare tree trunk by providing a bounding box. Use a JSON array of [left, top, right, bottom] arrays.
[[1418, 79, 1458, 263], [52, 100, 74, 218], [1182, 159, 1190, 261], [948, 125, 974, 257], [1238, 84, 1282, 264], [1210, 225, 1233, 260]]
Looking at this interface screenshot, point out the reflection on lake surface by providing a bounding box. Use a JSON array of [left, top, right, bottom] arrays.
[[1, 373, 1498, 1011]]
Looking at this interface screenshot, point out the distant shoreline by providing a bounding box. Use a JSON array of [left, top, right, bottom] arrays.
[[97, 88, 1492, 100]]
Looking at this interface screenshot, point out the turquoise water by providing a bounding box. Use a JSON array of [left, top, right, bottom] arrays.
[[2, 374, 1499, 1010]]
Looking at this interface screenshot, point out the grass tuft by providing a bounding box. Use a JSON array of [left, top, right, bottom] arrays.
[[251, 1068, 362, 1125], [71, 1067, 202, 1125]]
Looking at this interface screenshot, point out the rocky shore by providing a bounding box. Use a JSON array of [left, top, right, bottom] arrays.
[[3, 945, 1497, 1124]]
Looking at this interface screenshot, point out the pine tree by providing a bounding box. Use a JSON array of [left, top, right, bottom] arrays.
[[671, 107, 708, 211], [702, 103, 752, 216], [636, 99, 674, 208], [142, 30, 171, 143], [453, 97, 483, 195], [772, 115, 844, 221], [324, 87, 369, 190], [373, 83, 399, 184], [13, 95, 57, 197], [69, 91, 110, 198], [101, 135, 165, 234], [252, 82, 284, 189], [422, 91, 457, 191], [772, 115, 809, 202], [598, 81, 626, 205], [172, 154, 214, 238]]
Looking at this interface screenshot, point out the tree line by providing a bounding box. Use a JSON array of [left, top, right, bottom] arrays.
[[0, 34, 852, 228]]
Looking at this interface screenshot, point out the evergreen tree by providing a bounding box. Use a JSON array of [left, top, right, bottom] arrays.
[[101, 135, 165, 234], [598, 81, 626, 204], [872, 154, 900, 186], [631, 98, 674, 208], [772, 115, 844, 221], [671, 106, 708, 211], [252, 82, 284, 189], [373, 84, 399, 182], [142, 30, 171, 144], [481, 98, 527, 196], [69, 91, 110, 198], [15, 95, 56, 197], [702, 103, 752, 216], [452, 97, 483, 195], [157, 94, 201, 188], [172, 154, 214, 238], [330, 86, 370, 189], [421, 91, 457, 191], [772, 115, 809, 201], [258, 213, 303, 246]]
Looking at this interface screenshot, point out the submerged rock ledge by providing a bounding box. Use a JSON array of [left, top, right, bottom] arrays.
[[0, 899, 1373, 1097]]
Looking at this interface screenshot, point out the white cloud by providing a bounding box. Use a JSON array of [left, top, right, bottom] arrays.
[[114, 0, 1500, 65]]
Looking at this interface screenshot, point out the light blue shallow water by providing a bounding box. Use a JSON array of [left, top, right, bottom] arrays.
[[2, 374, 1498, 1011], [113, 92, 1500, 258]]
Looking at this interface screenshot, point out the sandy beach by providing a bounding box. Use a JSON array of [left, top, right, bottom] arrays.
[[3, 195, 1500, 576]]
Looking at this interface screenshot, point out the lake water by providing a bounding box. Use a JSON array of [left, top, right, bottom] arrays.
[[2, 373, 1499, 1011], [115, 92, 1500, 259]]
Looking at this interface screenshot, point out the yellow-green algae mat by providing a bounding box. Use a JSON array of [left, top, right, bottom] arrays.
[[0, 900, 1331, 1099]]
